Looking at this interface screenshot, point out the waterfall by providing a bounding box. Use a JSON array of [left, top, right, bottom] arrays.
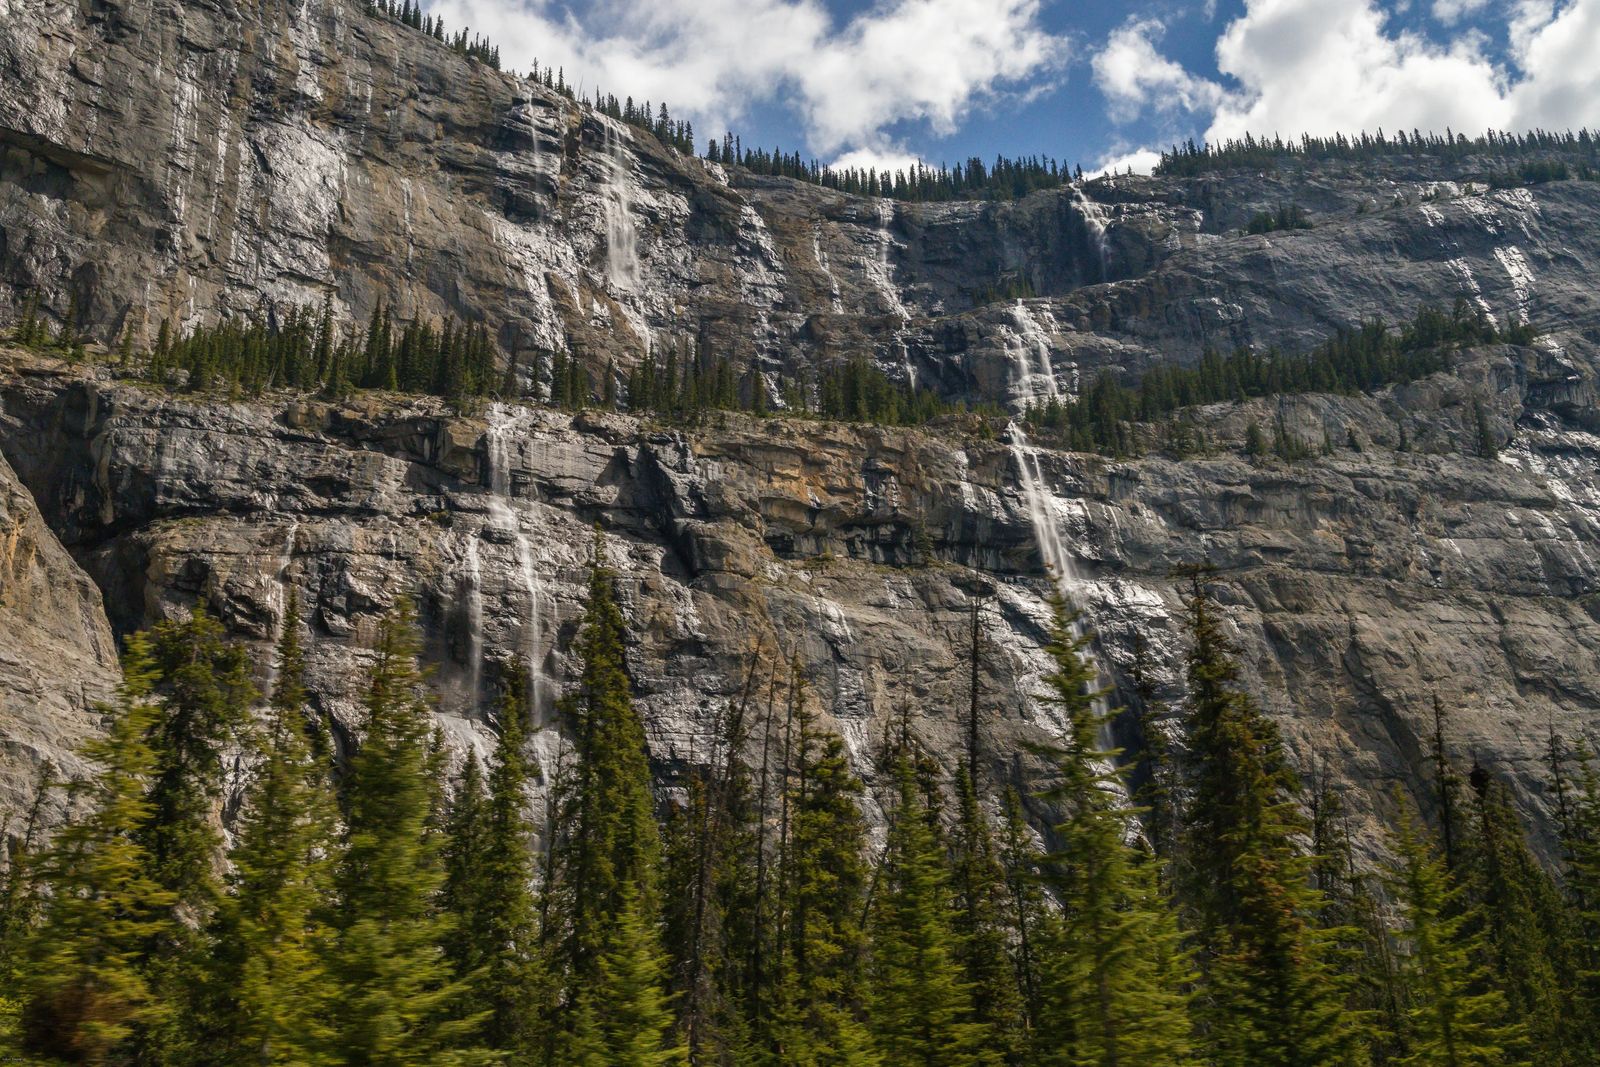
[[1069, 184, 1110, 279], [464, 533, 484, 708], [868, 198, 910, 320], [1007, 423, 1113, 726], [262, 521, 300, 696], [602, 123, 640, 291], [1008, 300, 1060, 408], [484, 405, 549, 721]]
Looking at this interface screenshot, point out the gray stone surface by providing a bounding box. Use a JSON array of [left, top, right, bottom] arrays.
[[5, 0, 1600, 851]]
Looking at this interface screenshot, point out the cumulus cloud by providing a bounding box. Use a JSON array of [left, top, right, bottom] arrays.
[[1089, 147, 1163, 177], [1095, 0, 1600, 149], [1092, 19, 1225, 123], [827, 147, 927, 174], [426, 0, 1066, 157]]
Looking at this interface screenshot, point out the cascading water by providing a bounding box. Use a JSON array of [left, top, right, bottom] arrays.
[[1008, 300, 1061, 407], [463, 533, 484, 708], [262, 521, 300, 695], [602, 122, 640, 291], [1069, 184, 1110, 280], [483, 405, 549, 720], [1008, 423, 1115, 738]]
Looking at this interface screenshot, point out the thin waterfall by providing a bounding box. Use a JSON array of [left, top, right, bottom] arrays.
[[602, 122, 640, 291], [464, 533, 484, 709], [1009, 300, 1061, 407], [262, 521, 300, 696], [1008, 423, 1116, 736], [484, 405, 548, 722], [1069, 183, 1110, 280]]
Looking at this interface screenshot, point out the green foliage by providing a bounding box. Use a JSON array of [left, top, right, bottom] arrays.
[[332, 598, 490, 1064], [1028, 600, 1196, 1066], [1246, 203, 1313, 234], [545, 534, 666, 990], [1179, 577, 1365, 1066], [867, 748, 994, 1064], [1156, 128, 1600, 179], [1385, 806, 1527, 1066], [204, 593, 340, 1064], [1026, 302, 1527, 455], [445, 667, 545, 1052], [16, 635, 178, 1062]]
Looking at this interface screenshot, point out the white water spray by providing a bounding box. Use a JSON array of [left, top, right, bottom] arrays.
[[262, 521, 300, 695], [602, 122, 640, 291], [464, 533, 484, 707]]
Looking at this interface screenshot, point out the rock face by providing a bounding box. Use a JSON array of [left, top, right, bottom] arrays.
[[6, 0, 1600, 849], [0, 388, 119, 827]]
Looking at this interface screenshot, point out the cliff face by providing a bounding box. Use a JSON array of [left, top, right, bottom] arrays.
[[5, 0, 1600, 846]]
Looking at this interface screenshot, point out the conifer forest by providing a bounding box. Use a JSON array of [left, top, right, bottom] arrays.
[[8, 0, 1600, 1064]]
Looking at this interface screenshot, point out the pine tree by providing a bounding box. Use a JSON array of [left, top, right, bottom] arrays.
[[1385, 805, 1526, 1066], [867, 746, 993, 1065], [17, 634, 179, 1062], [564, 883, 688, 1065], [1028, 599, 1195, 1066], [544, 531, 676, 1049], [949, 764, 1028, 1064], [206, 593, 340, 1064], [448, 666, 545, 1053], [1462, 768, 1581, 1065], [331, 599, 489, 1064], [1179, 574, 1363, 1066], [769, 709, 879, 1066]]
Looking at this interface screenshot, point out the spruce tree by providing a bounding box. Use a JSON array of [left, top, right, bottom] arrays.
[[448, 666, 545, 1053], [206, 593, 340, 1064], [1463, 769, 1581, 1065], [775, 722, 880, 1065], [544, 531, 676, 1049], [1028, 600, 1194, 1066], [331, 599, 488, 1064], [17, 634, 178, 1062], [1385, 805, 1526, 1066], [1179, 575, 1362, 1066], [868, 746, 993, 1065]]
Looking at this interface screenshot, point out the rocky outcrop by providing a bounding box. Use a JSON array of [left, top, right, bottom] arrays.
[[7, 0, 1600, 851], [0, 387, 119, 827], [6, 0, 1600, 415], [4, 337, 1599, 856]]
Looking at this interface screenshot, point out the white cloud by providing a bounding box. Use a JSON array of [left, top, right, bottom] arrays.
[[426, 0, 1066, 158], [827, 147, 926, 174], [1092, 19, 1225, 123], [1095, 0, 1600, 150], [1433, 0, 1490, 23], [1089, 147, 1163, 177]]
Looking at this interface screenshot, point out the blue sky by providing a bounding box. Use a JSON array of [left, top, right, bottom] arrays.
[[424, 0, 1600, 174]]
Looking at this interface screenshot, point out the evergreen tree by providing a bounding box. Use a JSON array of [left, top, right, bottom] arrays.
[[448, 666, 545, 1053], [331, 599, 488, 1064], [770, 709, 879, 1066], [564, 884, 688, 1065], [17, 634, 178, 1062], [205, 593, 340, 1064], [1179, 574, 1363, 1066], [1385, 805, 1526, 1066], [1462, 768, 1581, 1065], [867, 746, 993, 1065], [1028, 600, 1195, 1066]]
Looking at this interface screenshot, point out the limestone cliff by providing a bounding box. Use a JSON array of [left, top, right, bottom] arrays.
[[4, 0, 1600, 850]]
